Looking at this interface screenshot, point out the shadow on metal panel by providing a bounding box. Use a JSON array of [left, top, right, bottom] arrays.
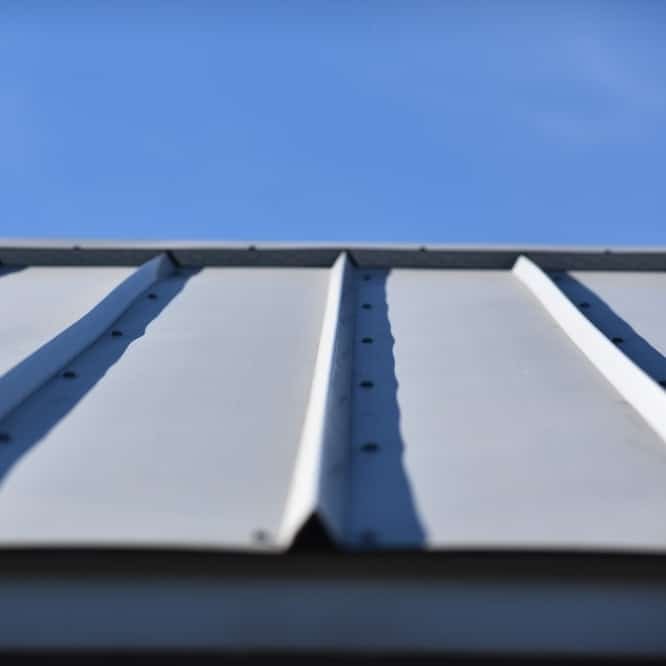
[[349, 269, 426, 549], [0, 269, 200, 486], [0, 265, 26, 277], [554, 273, 666, 387], [291, 513, 337, 550]]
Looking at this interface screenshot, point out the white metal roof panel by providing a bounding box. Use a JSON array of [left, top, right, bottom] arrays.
[[349, 268, 666, 550], [0, 266, 134, 378], [566, 270, 666, 362], [0, 245, 665, 555], [0, 266, 328, 549]]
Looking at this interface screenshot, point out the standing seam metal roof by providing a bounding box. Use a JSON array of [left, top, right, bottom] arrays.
[[0, 243, 665, 553]]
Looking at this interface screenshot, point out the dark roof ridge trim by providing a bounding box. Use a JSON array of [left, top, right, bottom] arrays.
[[1, 244, 666, 270]]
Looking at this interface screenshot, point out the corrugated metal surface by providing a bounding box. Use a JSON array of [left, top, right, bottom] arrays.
[[0, 245, 665, 553]]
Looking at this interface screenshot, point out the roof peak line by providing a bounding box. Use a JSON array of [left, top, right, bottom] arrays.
[[2, 244, 666, 270]]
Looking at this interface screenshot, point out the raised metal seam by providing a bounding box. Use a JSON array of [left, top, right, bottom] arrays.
[[0, 254, 175, 422], [278, 252, 356, 547], [513, 255, 666, 443]]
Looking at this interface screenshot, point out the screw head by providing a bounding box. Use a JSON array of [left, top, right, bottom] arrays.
[[612, 336, 624, 345], [359, 380, 374, 389], [111, 330, 123, 337], [361, 442, 379, 453], [579, 302, 590, 309], [147, 293, 158, 300], [253, 529, 269, 543], [361, 337, 374, 344], [62, 370, 77, 379], [361, 303, 372, 310]]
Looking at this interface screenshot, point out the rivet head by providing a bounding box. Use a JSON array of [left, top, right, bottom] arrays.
[[359, 380, 374, 389], [361, 303, 372, 310], [361, 337, 374, 344], [361, 442, 379, 453], [612, 336, 624, 345], [253, 529, 269, 543], [111, 330, 123, 337], [62, 370, 77, 379], [147, 293, 158, 300], [0, 432, 11, 444]]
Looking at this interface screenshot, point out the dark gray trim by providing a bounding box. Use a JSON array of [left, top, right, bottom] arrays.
[[2, 549, 666, 580], [351, 249, 666, 271], [0, 551, 664, 655], [2, 245, 666, 270], [0, 248, 163, 267]]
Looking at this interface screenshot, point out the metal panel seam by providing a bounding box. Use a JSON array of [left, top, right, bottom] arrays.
[[277, 252, 355, 547], [513, 255, 666, 443], [0, 254, 175, 422]]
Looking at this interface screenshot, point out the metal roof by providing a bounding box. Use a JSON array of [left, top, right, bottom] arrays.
[[1, 242, 665, 554], [2, 242, 666, 657]]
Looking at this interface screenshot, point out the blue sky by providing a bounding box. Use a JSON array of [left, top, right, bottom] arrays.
[[1, 2, 665, 244]]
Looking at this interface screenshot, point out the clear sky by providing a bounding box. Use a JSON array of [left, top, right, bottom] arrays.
[[1, 3, 665, 245]]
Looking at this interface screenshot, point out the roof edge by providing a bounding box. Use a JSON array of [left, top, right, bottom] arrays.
[[2, 242, 666, 270]]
